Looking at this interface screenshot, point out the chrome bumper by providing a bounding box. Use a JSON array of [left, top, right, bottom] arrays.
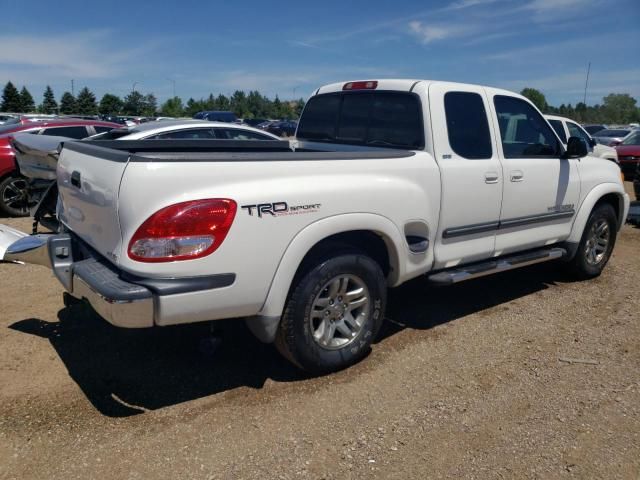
[[1, 229, 154, 328]]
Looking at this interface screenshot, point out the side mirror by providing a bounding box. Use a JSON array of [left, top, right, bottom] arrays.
[[562, 136, 588, 159], [589, 137, 597, 148]]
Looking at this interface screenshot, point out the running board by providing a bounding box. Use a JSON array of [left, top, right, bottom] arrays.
[[428, 247, 566, 285]]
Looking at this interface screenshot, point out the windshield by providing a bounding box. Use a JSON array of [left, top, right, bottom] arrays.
[[621, 131, 640, 145]]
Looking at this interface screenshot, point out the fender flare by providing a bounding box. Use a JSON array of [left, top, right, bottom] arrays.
[[257, 213, 406, 319], [567, 182, 627, 245]]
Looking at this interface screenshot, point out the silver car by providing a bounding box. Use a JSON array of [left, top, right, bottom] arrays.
[[592, 128, 633, 146]]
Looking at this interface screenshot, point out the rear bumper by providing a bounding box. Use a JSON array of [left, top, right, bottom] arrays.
[[2, 231, 235, 328]]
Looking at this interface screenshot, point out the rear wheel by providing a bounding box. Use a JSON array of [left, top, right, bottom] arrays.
[[275, 252, 386, 373], [567, 203, 617, 278], [0, 175, 32, 217]]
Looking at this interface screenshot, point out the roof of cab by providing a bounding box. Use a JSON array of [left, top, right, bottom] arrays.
[[314, 79, 528, 103]]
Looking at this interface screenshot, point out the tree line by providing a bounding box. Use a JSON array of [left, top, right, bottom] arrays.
[[0, 81, 305, 120], [520, 88, 640, 125]]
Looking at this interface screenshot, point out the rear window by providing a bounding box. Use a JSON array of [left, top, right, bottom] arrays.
[[297, 91, 424, 149]]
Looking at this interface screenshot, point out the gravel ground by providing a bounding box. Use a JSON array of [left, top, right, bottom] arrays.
[[0, 188, 638, 479]]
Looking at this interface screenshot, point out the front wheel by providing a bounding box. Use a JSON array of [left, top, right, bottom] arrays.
[[567, 203, 617, 279], [0, 175, 32, 217], [275, 253, 386, 373]]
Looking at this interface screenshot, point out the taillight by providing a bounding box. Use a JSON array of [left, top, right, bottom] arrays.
[[128, 199, 237, 262], [343, 81, 378, 91]]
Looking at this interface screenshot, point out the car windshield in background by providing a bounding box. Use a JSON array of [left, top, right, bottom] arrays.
[[297, 91, 424, 149], [597, 129, 630, 137], [87, 129, 135, 140], [621, 131, 640, 145]]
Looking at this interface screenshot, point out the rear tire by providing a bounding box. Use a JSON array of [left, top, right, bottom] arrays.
[[275, 252, 386, 374], [0, 175, 31, 217], [567, 203, 617, 279]]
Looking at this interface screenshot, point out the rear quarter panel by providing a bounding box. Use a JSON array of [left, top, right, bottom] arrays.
[[117, 153, 441, 320]]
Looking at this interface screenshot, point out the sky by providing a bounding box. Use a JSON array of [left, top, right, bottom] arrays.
[[1, 0, 638, 107]]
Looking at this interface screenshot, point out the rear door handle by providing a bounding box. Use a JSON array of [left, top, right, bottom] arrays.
[[510, 170, 524, 182], [484, 172, 499, 184]]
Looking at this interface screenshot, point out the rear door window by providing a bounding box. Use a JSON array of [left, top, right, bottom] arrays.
[[152, 128, 216, 139], [444, 92, 492, 159], [297, 91, 424, 149], [214, 129, 274, 140], [40, 126, 89, 139]]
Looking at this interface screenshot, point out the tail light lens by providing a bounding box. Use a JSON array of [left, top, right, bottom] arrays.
[[128, 199, 237, 262]]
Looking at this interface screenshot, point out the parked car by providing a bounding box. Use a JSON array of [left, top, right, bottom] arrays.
[[0, 79, 629, 374], [88, 119, 280, 141], [243, 118, 268, 127], [615, 130, 640, 180], [634, 162, 640, 201], [593, 128, 633, 146], [583, 124, 607, 135], [263, 120, 298, 137], [0, 119, 119, 216], [546, 115, 618, 163], [0, 114, 18, 125], [193, 111, 237, 123]]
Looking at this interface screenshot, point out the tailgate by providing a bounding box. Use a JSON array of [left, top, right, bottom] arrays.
[[57, 142, 129, 263], [11, 133, 64, 181]]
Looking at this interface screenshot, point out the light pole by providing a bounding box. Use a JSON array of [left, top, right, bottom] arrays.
[[167, 78, 176, 98], [132, 81, 139, 94]]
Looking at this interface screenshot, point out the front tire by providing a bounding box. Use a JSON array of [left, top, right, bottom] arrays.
[[567, 203, 617, 279], [275, 253, 386, 374]]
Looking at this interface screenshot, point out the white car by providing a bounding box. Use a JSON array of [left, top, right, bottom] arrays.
[[1, 79, 630, 374], [90, 119, 281, 141], [546, 115, 618, 163]]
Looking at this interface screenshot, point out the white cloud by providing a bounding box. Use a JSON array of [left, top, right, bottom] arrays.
[[408, 21, 460, 44], [0, 31, 159, 80]]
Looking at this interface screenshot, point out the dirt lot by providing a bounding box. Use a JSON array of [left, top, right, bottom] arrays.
[[1, 191, 639, 479]]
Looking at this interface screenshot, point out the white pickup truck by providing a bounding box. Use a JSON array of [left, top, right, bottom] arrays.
[[0, 79, 630, 373]]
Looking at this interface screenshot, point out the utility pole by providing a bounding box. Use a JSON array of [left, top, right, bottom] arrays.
[[71, 79, 74, 96], [582, 61, 591, 105], [132, 81, 138, 94], [167, 78, 176, 97]]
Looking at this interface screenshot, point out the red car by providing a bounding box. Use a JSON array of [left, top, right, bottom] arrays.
[[615, 130, 640, 180], [0, 119, 119, 216]]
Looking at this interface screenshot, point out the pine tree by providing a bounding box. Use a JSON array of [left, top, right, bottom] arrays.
[[59, 92, 77, 114], [142, 94, 158, 116], [98, 94, 123, 115], [1, 81, 22, 112], [19, 87, 35, 113], [122, 91, 145, 115], [76, 87, 97, 115], [41, 86, 58, 114]]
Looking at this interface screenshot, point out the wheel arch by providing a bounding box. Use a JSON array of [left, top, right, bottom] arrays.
[[567, 183, 627, 245], [257, 213, 405, 321]]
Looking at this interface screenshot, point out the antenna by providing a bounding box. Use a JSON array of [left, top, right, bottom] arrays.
[[582, 61, 591, 105]]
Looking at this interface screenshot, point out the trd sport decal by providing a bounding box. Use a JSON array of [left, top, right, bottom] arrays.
[[241, 202, 321, 218]]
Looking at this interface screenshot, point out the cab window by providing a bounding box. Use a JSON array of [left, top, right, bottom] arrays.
[[494, 96, 560, 158]]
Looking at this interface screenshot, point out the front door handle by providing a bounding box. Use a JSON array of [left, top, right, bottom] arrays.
[[484, 172, 499, 184], [510, 170, 524, 182]]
